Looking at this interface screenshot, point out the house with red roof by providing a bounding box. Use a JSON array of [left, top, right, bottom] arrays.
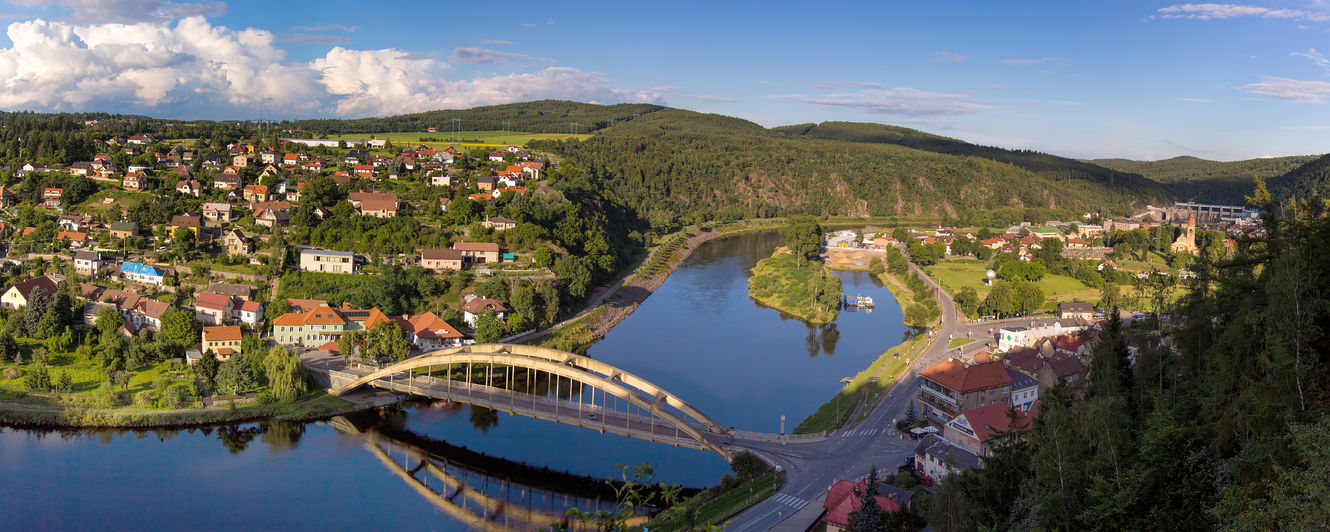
[[194, 292, 236, 325], [2, 275, 60, 310], [272, 303, 387, 346], [943, 402, 1036, 457], [917, 358, 1013, 421], [201, 325, 243, 363], [462, 295, 508, 328], [821, 478, 903, 532]]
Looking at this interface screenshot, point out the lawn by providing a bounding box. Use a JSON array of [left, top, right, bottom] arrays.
[[326, 130, 591, 148], [0, 340, 178, 396], [926, 259, 1099, 311], [793, 333, 920, 434], [74, 188, 155, 217], [947, 337, 974, 348]]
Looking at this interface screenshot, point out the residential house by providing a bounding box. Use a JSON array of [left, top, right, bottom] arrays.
[[56, 231, 88, 247], [214, 173, 242, 191], [282, 153, 300, 166], [123, 171, 149, 191], [482, 216, 518, 231], [0, 186, 14, 208], [207, 282, 252, 301], [194, 292, 236, 325], [353, 164, 375, 178], [68, 162, 93, 176], [232, 154, 253, 167], [299, 247, 356, 274], [259, 164, 281, 178], [943, 402, 1035, 457], [202, 203, 233, 223], [109, 221, 138, 239], [272, 304, 386, 346], [78, 284, 171, 330], [176, 179, 203, 197], [439, 197, 450, 212], [301, 160, 325, 172], [237, 300, 264, 326], [914, 434, 981, 482], [121, 262, 165, 285], [222, 229, 251, 256], [476, 175, 495, 191], [348, 191, 399, 217], [821, 478, 904, 532], [57, 215, 91, 232], [397, 312, 465, 351], [243, 184, 270, 203], [259, 149, 279, 164], [286, 298, 328, 313], [43, 187, 64, 207], [462, 296, 508, 328], [420, 248, 464, 272], [1008, 368, 1039, 411], [1056, 301, 1094, 320], [453, 242, 500, 264], [170, 214, 202, 236], [74, 251, 106, 275], [253, 202, 291, 227], [1005, 347, 1088, 390], [429, 174, 456, 187], [487, 152, 505, 162], [201, 325, 243, 362], [2, 275, 60, 310], [127, 134, 154, 145], [916, 358, 1013, 422]]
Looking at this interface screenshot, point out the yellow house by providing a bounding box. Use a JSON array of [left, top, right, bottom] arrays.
[[170, 214, 202, 236]]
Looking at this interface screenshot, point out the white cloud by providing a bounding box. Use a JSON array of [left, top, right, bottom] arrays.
[[1240, 76, 1330, 103], [9, 0, 226, 24], [800, 87, 991, 117], [689, 94, 737, 103], [1291, 48, 1330, 73], [808, 80, 884, 90], [1173, 97, 1213, 103], [0, 16, 659, 118], [932, 51, 968, 62], [1155, 3, 1330, 22], [277, 33, 351, 44], [447, 47, 548, 65], [480, 39, 514, 45]]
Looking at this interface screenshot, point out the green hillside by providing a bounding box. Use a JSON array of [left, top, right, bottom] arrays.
[[1269, 153, 1330, 204], [286, 100, 665, 134], [533, 112, 1169, 228], [1094, 154, 1318, 204], [774, 121, 1170, 200]]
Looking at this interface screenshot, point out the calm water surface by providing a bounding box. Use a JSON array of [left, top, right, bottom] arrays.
[[0, 230, 906, 530]]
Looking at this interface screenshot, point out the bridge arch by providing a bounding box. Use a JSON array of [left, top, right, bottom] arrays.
[[330, 344, 732, 460]]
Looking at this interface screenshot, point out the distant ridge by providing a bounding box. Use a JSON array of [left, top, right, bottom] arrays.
[[1093, 154, 1318, 204]]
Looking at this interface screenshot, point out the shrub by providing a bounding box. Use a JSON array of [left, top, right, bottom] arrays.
[[2, 367, 21, 380]]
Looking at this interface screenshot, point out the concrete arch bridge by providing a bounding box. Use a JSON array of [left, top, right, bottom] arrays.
[[327, 343, 744, 460]]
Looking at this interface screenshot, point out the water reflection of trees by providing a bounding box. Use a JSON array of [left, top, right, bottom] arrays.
[[804, 323, 841, 358]]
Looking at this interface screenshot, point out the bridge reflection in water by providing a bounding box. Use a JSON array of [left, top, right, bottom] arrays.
[[330, 415, 653, 531]]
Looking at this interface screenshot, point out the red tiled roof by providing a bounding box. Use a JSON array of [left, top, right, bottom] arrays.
[[239, 300, 263, 312], [919, 359, 1012, 393], [195, 292, 234, 311], [462, 297, 507, 314], [203, 325, 243, 342], [954, 402, 1032, 444], [8, 275, 58, 302], [823, 479, 901, 527]]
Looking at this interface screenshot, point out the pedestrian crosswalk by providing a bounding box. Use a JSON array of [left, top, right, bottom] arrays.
[[772, 493, 807, 508], [843, 428, 882, 437]]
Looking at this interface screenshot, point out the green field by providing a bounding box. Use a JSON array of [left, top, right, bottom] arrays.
[[326, 130, 591, 148], [0, 339, 176, 397], [926, 259, 1099, 310]]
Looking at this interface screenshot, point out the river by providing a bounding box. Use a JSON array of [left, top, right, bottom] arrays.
[[0, 230, 906, 531]]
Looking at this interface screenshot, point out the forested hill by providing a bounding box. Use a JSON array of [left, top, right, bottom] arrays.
[[286, 100, 665, 134], [771, 121, 1170, 202], [1093, 154, 1318, 204], [533, 110, 1170, 228], [1268, 153, 1330, 204]]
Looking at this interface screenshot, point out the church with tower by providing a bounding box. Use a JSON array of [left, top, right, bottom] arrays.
[[1170, 215, 1199, 255]]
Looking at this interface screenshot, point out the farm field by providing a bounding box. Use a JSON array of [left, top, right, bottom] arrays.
[[326, 130, 591, 148]]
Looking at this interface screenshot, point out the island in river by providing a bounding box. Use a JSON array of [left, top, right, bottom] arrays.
[[746, 248, 843, 324]]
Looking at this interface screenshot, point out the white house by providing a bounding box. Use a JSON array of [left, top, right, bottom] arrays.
[[121, 262, 165, 286]]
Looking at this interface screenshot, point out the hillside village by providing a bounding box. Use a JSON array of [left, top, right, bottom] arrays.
[[0, 124, 636, 403]]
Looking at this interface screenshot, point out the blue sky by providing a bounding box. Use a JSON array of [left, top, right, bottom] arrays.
[[0, 0, 1328, 160]]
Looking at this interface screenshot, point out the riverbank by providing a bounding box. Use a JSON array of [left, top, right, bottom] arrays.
[[0, 389, 398, 429], [748, 249, 842, 324]]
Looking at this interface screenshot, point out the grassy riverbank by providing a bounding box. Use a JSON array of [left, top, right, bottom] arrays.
[[0, 391, 356, 428], [644, 471, 783, 532], [748, 250, 843, 324]]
